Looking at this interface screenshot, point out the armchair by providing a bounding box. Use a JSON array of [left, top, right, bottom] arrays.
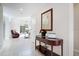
[[11, 30, 19, 38]]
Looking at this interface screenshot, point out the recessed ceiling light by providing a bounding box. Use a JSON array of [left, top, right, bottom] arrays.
[[19, 8, 23, 11]]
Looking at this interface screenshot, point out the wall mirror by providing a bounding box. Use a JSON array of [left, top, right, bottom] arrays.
[[41, 8, 53, 31]]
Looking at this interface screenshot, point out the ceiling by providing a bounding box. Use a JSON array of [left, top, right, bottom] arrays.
[[2, 3, 47, 17]]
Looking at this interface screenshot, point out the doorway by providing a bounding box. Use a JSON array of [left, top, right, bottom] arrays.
[[74, 3, 79, 56]]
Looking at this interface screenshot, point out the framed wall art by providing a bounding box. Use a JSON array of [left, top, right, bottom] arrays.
[[41, 8, 53, 31]]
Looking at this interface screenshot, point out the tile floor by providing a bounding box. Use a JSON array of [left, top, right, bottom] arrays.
[[0, 37, 44, 56]]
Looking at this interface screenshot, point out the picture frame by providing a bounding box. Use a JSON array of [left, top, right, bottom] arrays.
[[41, 8, 53, 31]]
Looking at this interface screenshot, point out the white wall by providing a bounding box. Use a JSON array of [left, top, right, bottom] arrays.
[[68, 4, 74, 56], [10, 17, 35, 33], [32, 3, 73, 56], [4, 16, 11, 40], [10, 17, 20, 33], [74, 4, 79, 55], [0, 4, 3, 49]]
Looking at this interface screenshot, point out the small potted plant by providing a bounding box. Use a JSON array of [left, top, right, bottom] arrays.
[[40, 29, 47, 38]]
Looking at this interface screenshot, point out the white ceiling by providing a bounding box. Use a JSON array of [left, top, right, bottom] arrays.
[[2, 3, 48, 17]]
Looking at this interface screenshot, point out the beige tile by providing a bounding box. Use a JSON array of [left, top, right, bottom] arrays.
[[0, 37, 43, 56]]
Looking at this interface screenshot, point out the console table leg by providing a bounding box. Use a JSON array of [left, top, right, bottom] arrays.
[[51, 45, 53, 56], [39, 41, 41, 50], [61, 43, 63, 56], [35, 39, 36, 49]]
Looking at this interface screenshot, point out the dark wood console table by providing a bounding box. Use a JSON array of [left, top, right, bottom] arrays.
[[35, 35, 63, 56]]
